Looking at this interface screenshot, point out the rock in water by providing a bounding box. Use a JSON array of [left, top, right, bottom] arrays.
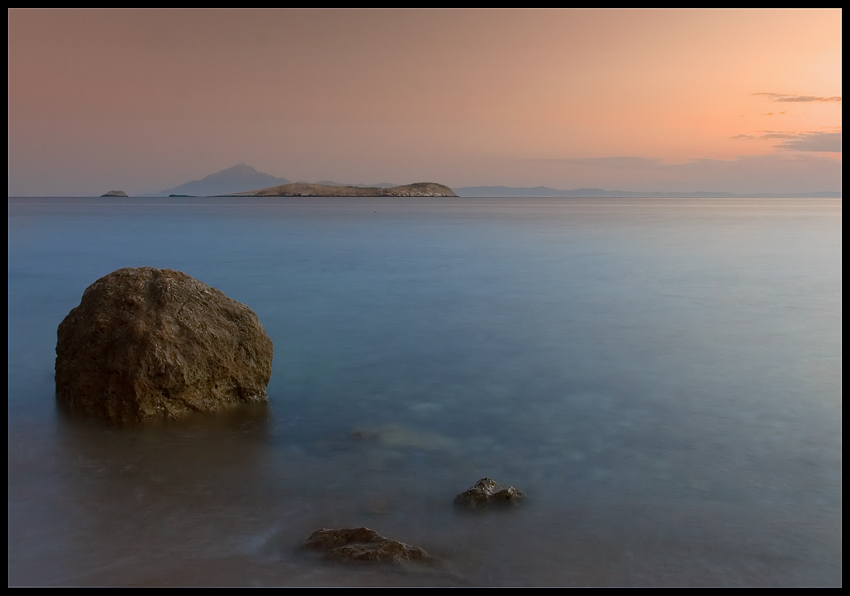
[[55, 267, 273, 424], [304, 528, 431, 563], [454, 478, 525, 509]]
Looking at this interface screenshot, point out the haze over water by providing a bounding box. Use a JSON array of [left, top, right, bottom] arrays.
[[7, 196, 841, 586]]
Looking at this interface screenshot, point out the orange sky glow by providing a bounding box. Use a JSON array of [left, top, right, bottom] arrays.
[[8, 9, 842, 195]]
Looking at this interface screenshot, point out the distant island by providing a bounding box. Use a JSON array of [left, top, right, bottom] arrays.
[[142, 164, 839, 199], [154, 164, 457, 197], [101, 190, 128, 197], [158, 164, 290, 197], [224, 182, 457, 198]]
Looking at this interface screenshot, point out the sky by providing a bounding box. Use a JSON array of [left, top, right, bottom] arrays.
[[7, 8, 842, 196]]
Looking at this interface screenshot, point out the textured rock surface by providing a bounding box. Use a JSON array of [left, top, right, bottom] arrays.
[[454, 478, 525, 510], [305, 528, 431, 563], [55, 267, 273, 424]]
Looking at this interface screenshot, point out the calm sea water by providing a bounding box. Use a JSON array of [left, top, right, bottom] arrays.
[[8, 196, 842, 586]]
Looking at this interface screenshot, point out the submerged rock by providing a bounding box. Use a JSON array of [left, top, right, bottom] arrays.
[[304, 527, 432, 563], [55, 267, 273, 424], [352, 424, 459, 452], [454, 478, 525, 510]]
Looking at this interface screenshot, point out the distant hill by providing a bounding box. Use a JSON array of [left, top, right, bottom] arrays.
[[456, 186, 842, 198], [157, 164, 290, 197], [225, 182, 457, 197], [316, 180, 398, 189]]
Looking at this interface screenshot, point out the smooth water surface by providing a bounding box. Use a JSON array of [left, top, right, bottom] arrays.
[[8, 197, 842, 586]]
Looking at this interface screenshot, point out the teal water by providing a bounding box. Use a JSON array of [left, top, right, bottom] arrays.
[[8, 197, 842, 586]]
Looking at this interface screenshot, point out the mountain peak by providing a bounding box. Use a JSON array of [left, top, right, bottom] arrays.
[[199, 164, 266, 182], [159, 164, 290, 197], [213, 163, 257, 175]]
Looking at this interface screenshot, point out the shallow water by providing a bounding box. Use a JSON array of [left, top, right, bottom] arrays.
[[8, 196, 842, 586]]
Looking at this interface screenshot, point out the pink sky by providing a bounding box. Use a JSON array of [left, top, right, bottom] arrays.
[[8, 9, 842, 196]]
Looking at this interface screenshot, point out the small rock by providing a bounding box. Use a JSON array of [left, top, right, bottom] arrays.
[[454, 477, 525, 510], [305, 527, 431, 563]]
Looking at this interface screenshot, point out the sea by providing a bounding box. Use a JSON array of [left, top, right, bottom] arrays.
[[7, 196, 842, 586]]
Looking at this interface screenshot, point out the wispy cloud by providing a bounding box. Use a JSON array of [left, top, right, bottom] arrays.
[[753, 93, 841, 102], [732, 131, 797, 140], [774, 131, 842, 152], [733, 130, 841, 152]]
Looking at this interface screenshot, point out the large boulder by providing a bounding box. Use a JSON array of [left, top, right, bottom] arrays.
[[55, 267, 273, 424]]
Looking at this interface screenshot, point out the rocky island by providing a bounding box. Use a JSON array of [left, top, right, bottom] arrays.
[[101, 190, 128, 197], [223, 182, 457, 198]]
